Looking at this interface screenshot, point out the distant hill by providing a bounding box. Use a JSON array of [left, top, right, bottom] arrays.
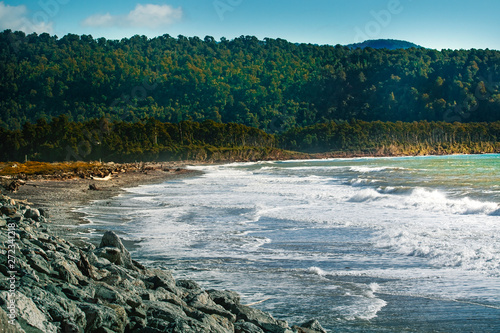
[[347, 39, 423, 50], [1, 31, 499, 132]]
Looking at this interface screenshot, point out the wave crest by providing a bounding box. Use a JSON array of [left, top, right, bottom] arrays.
[[348, 189, 383, 202], [404, 188, 499, 216]]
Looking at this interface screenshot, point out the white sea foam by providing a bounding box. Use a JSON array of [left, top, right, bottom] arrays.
[[368, 282, 381, 294], [305, 267, 388, 320], [349, 178, 380, 187], [307, 266, 327, 276], [80, 155, 500, 330], [349, 166, 408, 173], [377, 186, 412, 194], [373, 215, 500, 277], [348, 188, 383, 202], [343, 185, 499, 217], [397, 188, 500, 216], [332, 283, 388, 321]]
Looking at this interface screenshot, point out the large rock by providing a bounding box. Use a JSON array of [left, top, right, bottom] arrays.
[[146, 268, 177, 293], [234, 305, 292, 333], [163, 316, 231, 333], [0, 306, 25, 333], [28, 286, 87, 331], [176, 279, 201, 291], [24, 208, 40, 221], [208, 289, 241, 310], [8, 292, 58, 333], [146, 300, 188, 323], [52, 258, 84, 284], [234, 320, 265, 333], [26, 253, 52, 275], [31, 238, 56, 252], [93, 247, 123, 265], [186, 291, 236, 322], [298, 319, 327, 333], [149, 287, 185, 307], [1, 206, 17, 217], [199, 313, 235, 333], [94, 283, 125, 304], [38, 208, 49, 218], [78, 303, 127, 333], [96, 231, 135, 270]]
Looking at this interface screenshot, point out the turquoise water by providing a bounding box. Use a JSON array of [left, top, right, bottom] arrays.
[[81, 154, 500, 332]]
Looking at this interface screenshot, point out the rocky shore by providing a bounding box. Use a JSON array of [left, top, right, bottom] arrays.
[[0, 194, 327, 332]]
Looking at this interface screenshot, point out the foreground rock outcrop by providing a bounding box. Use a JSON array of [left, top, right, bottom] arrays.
[[0, 195, 327, 333]]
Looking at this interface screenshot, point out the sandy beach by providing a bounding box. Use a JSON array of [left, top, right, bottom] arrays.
[[2, 163, 202, 244]]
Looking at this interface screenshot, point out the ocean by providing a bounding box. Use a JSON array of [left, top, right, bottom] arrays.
[[80, 154, 500, 332]]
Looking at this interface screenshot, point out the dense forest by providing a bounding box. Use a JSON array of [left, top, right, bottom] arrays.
[[1, 30, 500, 133], [0, 116, 281, 162], [346, 39, 422, 50], [0, 116, 498, 163], [280, 120, 500, 155]]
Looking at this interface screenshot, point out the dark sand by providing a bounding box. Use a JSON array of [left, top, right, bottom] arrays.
[[3, 164, 202, 245]]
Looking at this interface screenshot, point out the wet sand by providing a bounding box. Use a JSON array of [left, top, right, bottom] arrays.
[[3, 164, 202, 244]]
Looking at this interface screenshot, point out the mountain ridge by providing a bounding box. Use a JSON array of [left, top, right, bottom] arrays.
[[347, 39, 423, 50]]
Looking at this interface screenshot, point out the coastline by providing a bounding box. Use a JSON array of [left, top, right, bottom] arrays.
[[0, 162, 328, 332], [3, 151, 496, 238], [3, 163, 203, 244], [2, 151, 496, 236], [0, 193, 327, 333], [1, 155, 498, 331]]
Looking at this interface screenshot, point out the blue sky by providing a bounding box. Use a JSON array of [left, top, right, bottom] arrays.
[[1, 0, 499, 50]]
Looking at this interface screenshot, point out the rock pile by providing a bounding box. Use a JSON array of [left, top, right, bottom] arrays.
[[0, 195, 327, 333]]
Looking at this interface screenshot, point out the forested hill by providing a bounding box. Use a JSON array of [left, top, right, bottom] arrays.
[[346, 39, 422, 50], [1, 30, 500, 132]]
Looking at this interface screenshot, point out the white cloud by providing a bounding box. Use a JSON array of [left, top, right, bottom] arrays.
[[82, 13, 115, 27], [128, 4, 182, 28], [82, 4, 183, 29], [0, 1, 53, 33]]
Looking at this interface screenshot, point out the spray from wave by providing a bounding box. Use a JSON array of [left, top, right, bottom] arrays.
[[347, 186, 499, 216]]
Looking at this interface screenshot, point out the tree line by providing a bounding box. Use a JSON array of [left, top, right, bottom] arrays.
[[0, 117, 498, 163], [280, 120, 500, 155], [0, 116, 277, 162], [1, 30, 499, 132]]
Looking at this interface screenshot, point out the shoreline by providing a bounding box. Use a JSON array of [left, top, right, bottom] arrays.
[[0, 160, 330, 332], [0, 193, 327, 332], [0, 161, 331, 332], [3, 151, 497, 240], [1, 154, 498, 331], [2, 162, 204, 245]]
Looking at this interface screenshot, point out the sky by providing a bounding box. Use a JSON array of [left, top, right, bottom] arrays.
[[1, 0, 499, 50]]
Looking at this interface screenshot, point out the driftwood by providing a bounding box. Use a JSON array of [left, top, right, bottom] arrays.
[[90, 174, 112, 181]]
